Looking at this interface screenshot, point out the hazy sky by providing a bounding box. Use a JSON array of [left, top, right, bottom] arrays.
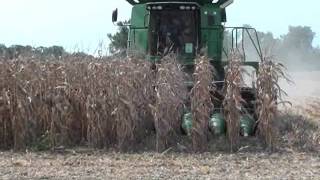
[[0, 0, 319, 54]]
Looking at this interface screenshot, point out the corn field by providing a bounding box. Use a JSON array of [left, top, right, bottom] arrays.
[[0, 53, 299, 152], [0, 55, 188, 151]]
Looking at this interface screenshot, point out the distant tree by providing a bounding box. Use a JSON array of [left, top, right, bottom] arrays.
[[258, 32, 277, 49], [35, 46, 45, 55], [107, 20, 129, 55], [0, 44, 6, 57], [0, 44, 68, 59], [46, 46, 65, 58], [282, 26, 315, 52], [24, 45, 34, 54], [6, 46, 18, 59]]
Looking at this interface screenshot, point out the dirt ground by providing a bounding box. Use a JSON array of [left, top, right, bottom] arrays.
[[1, 150, 319, 179], [1, 71, 320, 180], [280, 71, 320, 120]]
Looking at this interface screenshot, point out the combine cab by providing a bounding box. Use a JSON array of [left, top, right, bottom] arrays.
[[112, 0, 264, 137]]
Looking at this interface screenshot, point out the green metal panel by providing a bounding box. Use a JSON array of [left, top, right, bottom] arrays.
[[129, 4, 149, 53], [128, 2, 226, 64], [209, 113, 226, 135], [182, 112, 192, 136], [200, 5, 223, 61], [240, 115, 255, 136]]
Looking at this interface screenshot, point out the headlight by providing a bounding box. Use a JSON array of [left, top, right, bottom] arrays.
[[157, 6, 162, 10], [180, 5, 186, 10], [185, 6, 191, 10]]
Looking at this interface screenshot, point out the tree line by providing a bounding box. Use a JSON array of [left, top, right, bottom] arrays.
[[0, 44, 66, 59]]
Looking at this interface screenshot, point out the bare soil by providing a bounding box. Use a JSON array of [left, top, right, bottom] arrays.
[[1, 150, 319, 179]]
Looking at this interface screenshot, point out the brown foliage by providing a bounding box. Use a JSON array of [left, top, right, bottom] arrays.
[[223, 52, 243, 151], [191, 56, 214, 152], [256, 57, 288, 148], [0, 54, 190, 151], [152, 56, 187, 152]]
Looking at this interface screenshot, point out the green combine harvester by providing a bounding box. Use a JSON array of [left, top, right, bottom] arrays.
[[112, 0, 263, 137]]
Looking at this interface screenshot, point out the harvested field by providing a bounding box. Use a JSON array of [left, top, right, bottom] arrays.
[[1, 151, 319, 179], [280, 70, 320, 117]]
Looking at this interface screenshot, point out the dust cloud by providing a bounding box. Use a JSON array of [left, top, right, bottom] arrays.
[[278, 52, 320, 117]]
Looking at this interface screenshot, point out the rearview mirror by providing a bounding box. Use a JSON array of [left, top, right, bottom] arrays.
[[112, 8, 118, 23]]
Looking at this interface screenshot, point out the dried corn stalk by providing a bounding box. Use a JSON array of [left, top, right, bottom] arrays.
[[153, 55, 187, 152], [223, 52, 243, 151], [191, 56, 214, 152], [0, 53, 205, 151], [0, 56, 156, 151], [256, 57, 288, 148], [113, 58, 154, 150], [85, 58, 154, 150]]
